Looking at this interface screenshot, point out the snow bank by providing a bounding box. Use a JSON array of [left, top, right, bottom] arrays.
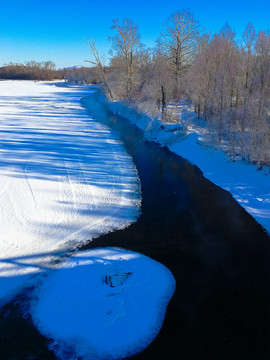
[[101, 97, 186, 146], [31, 247, 176, 360], [0, 81, 141, 304], [170, 133, 270, 233], [95, 94, 270, 234]]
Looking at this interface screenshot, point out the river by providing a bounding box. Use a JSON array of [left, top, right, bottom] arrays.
[[0, 88, 270, 360]]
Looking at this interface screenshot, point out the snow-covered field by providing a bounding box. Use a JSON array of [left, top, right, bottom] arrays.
[[104, 98, 270, 234], [31, 247, 176, 360], [0, 81, 141, 304]]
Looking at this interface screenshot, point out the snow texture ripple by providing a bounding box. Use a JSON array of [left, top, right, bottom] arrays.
[[0, 81, 141, 304], [31, 247, 176, 360]]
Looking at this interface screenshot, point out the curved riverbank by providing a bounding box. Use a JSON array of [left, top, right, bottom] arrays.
[[81, 90, 270, 360], [101, 94, 270, 235]]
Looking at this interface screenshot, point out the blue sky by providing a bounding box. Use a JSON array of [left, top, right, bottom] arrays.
[[1, 0, 270, 69]]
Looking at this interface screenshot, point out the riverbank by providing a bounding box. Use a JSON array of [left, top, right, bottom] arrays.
[[98, 94, 270, 234], [81, 90, 270, 360]]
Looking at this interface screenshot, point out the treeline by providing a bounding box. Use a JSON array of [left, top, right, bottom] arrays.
[[64, 67, 99, 84], [0, 62, 100, 83], [0, 61, 64, 80], [81, 10, 270, 169]]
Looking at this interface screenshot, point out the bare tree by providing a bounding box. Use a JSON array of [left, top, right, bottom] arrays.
[[254, 30, 270, 93], [159, 9, 200, 96], [242, 23, 256, 91], [109, 18, 142, 99], [85, 40, 114, 100], [150, 46, 174, 116]]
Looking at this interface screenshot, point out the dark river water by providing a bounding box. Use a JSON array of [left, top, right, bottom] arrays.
[[0, 89, 270, 360]]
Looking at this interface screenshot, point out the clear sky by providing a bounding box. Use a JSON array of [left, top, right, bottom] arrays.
[[1, 0, 270, 69]]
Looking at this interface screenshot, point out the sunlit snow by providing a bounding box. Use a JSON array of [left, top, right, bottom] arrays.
[[0, 81, 141, 304], [31, 247, 176, 360]]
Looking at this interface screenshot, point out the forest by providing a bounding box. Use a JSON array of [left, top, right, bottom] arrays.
[[0, 61, 99, 83], [73, 10, 270, 169], [0, 61, 65, 80]]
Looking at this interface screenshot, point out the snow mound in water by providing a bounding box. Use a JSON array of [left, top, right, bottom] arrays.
[[31, 247, 176, 360]]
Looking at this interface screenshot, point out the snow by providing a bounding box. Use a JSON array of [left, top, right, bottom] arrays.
[[170, 132, 270, 232], [31, 247, 176, 360], [104, 97, 186, 146], [0, 81, 141, 304], [100, 96, 270, 234]]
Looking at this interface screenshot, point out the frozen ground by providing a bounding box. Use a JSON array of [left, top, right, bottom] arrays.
[[0, 81, 141, 304], [105, 98, 270, 234], [31, 247, 176, 360]]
